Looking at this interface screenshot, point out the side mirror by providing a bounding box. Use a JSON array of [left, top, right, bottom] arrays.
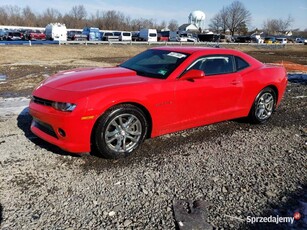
[[180, 69, 205, 81]]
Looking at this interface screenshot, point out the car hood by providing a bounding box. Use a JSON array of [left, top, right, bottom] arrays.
[[41, 67, 152, 92]]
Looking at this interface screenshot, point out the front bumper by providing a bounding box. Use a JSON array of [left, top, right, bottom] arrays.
[[29, 100, 96, 153]]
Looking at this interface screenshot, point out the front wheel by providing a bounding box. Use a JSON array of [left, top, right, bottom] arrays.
[[249, 87, 276, 124], [93, 104, 148, 159]]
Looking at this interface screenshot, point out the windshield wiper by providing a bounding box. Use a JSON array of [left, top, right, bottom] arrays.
[[120, 65, 157, 78], [135, 70, 149, 77]]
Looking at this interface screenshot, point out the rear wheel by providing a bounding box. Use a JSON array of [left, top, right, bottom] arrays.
[[249, 87, 276, 124], [93, 104, 148, 159]]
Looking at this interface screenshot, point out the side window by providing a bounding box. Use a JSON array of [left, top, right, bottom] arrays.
[[235, 56, 249, 71], [188, 55, 234, 76]]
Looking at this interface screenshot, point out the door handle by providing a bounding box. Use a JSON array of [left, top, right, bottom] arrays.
[[231, 80, 240, 85]]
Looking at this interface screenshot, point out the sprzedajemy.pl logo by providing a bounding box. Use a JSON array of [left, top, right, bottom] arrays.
[[247, 212, 301, 225]]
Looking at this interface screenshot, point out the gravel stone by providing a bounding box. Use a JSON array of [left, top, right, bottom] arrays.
[[0, 79, 306, 229], [108, 211, 116, 217], [123, 219, 132, 227]]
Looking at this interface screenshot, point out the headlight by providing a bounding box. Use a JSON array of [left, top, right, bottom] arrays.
[[52, 102, 76, 112]]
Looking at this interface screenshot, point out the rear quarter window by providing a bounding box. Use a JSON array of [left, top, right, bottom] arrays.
[[235, 56, 250, 71]]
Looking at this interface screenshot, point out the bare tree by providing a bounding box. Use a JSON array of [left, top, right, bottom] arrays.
[[132, 18, 155, 30], [66, 5, 87, 28], [90, 10, 104, 29], [209, 1, 250, 35], [22, 6, 37, 26], [101, 10, 125, 30], [4, 5, 23, 25], [224, 1, 251, 36], [159, 20, 167, 30], [209, 13, 223, 33], [130, 19, 143, 31], [0, 3, 255, 34], [263, 15, 294, 34], [39, 8, 62, 26], [0, 7, 9, 25], [280, 15, 294, 32], [219, 7, 229, 33], [70, 5, 87, 20], [62, 14, 75, 28], [236, 22, 248, 35], [168, 19, 178, 31]]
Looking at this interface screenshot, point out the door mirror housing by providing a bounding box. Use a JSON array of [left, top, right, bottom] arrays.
[[180, 69, 205, 81]]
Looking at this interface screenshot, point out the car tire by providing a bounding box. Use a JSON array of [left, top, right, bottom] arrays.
[[93, 104, 148, 159], [249, 87, 276, 124]]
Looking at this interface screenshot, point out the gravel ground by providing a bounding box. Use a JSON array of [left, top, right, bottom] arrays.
[[0, 80, 306, 229], [0, 45, 306, 229]]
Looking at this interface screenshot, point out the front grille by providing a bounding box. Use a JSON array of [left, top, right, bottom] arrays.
[[32, 96, 53, 107], [33, 119, 58, 139]]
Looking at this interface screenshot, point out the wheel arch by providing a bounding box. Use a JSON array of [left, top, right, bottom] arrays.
[[250, 84, 279, 111], [90, 102, 153, 148], [124, 102, 153, 138], [248, 85, 278, 124], [266, 85, 278, 104]]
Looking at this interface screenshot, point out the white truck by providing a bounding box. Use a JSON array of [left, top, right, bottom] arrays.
[[45, 23, 67, 41], [139, 29, 157, 42]]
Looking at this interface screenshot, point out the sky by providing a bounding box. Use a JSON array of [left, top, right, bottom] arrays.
[[3, 0, 307, 30]]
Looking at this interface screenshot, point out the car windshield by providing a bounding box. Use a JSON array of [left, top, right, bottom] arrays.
[[120, 49, 189, 79]]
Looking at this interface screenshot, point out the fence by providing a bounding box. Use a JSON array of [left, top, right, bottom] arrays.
[[0, 39, 305, 48]]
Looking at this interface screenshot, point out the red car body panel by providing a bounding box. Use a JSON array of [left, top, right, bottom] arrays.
[[29, 47, 287, 153]]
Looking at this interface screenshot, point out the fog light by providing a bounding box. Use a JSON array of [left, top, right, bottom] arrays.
[[58, 128, 66, 137]]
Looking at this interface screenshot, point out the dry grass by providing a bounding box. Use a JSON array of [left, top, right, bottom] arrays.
[[1, 44, 306, 66], [0, 45, 147, 66]]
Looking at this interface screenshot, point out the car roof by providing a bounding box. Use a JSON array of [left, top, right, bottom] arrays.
[[152, 46, 248, 56], [151, 46, 263, 67], [151, 46, 218, 54]]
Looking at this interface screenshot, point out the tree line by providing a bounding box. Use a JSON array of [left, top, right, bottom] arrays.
[[0, 2, 305, 36], [208, 1, 302, 36], [0, 4, 179, 31]]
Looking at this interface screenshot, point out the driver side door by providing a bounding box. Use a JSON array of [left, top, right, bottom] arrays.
[[174, 55, 244, 129]]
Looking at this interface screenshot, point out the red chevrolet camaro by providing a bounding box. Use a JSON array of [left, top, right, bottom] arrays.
[[29, 46, 287, 158]]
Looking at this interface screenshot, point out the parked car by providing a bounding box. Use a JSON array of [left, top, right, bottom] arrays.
[[45, 23, 67, 41], [139, 29, 157, 42], [0, 29, 6, 40], [251, 34, 264, 43], [24, 30, 46, 40], [29, 46, 287, 159], [158, 32, 168, 42], [112, 32, 121, 41], [131, 32, 143, 41], [117, 32, 132, 41], [276, 38, 287, 44], [5, 31, 24, 41], [235, 36, 252, 43], [198, 33, 219, 42], [67, 30, 87, 41], [295, 38, 304, 43], [82, 27, 101, 41], [264, 36, 276, 44], [102, 32, 118, 41], [158, 31, 177, 41], [176, 32, 198, 42]]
